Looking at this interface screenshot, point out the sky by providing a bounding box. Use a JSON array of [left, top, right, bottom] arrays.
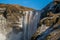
[[0, 0, 53, 10]]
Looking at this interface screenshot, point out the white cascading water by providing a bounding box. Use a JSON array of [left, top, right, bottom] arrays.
[[0, 11, 40, 40]]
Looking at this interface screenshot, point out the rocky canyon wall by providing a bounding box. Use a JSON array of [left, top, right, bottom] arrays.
[[0, 4, 40, 40]]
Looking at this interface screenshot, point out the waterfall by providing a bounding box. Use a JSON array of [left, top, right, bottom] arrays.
[[0, 11, 40, 40]]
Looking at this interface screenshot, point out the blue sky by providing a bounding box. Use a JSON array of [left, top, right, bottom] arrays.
[[0, 0, 53, 10]]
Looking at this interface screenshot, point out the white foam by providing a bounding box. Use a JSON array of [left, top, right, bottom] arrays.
[[0, 33, 6, 40]]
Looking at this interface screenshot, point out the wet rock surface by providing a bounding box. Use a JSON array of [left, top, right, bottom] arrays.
[[31, 1, 60, 40]]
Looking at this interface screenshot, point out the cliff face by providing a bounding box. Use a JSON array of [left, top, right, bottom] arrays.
[[0, 4, 34, 28], [31, 1, 60, 40], [0, 4, 34, 21], [0, 4, 34, 11], [0, 4, 35, 40], [0, 4, 40, 40]]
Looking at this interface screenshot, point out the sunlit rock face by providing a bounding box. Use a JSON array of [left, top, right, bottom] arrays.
[[0, 13, 23, 40], [0, 4, 37, 40], [0, 4, 40, 40]]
